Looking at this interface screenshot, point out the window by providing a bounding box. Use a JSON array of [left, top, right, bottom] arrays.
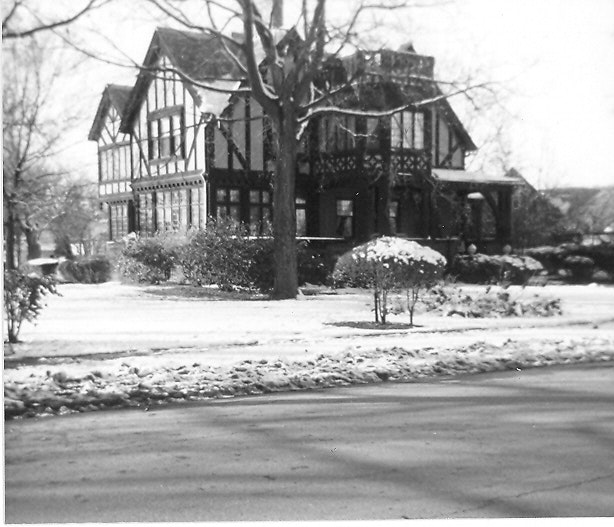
[[216, 187, 241, 222], [366, 117, 381, 149], [139, 193, 154, 235], [391, 111, 424, 149], [110, 203, 128, 240], [336, 199, 354, 238], [190, 186, 205, 229], [319, 116, 357, 153], [389, 200, 400, 234], [296, 197, 307, 237], [249, 189, 271, 235], [148, 110, 184, 160], [178, 189, 188, 228]]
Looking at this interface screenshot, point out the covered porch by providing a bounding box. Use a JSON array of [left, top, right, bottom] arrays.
[[423, 168, 522, 254]]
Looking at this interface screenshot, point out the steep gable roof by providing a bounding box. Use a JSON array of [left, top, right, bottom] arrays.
[[119, 27, 244, 133], [88, 84, 132, 141]]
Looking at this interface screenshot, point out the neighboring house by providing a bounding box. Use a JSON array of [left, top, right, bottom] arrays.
[[89, 27, 521, 255]]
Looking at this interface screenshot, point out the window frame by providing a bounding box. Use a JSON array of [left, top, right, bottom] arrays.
[[391, 110, 425, 150], [215, 187, 241, 222], [248, 189, 272, 235], [335, 198, 354, 238], [147, 108, 185, 161]]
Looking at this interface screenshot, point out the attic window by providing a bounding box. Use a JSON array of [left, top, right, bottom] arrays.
[[148, 110, 184, 160]]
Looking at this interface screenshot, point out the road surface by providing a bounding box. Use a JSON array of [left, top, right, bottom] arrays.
[[5, 363, 614, 522]]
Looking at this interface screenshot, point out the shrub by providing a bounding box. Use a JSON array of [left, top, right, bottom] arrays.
[[334, 237, 446, 325], [450, 254, 543, 285], [563, 255, 594, 283], [524, 246, 567, 274], [420, 285, 562, 318], [178, 220, 272, 291], [297, 243, 329, 285], [4, 270, 58, 343], [526, 242, 614, 280], [118, 233, 179, 284], [58, 256, 112, 284], [331, 250, 376, 288], [178, 221, 329, 292]]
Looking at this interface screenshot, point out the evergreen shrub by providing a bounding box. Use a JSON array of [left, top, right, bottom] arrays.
[[59, 256, 112, 284], [178, 220, 272, 291], [118, 233, 179, 284], [450, 254, 543, 285], [563, 255, 594, 283]]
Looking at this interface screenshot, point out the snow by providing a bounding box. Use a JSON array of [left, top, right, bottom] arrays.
[[4, 281, 614, 419]]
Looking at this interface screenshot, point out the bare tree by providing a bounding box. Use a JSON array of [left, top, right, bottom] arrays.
[[2, 0, 111, 39], [2, 38, 80, 268], [49, 178, 106, 258]]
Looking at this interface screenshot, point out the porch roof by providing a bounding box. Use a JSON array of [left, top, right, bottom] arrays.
[[431, 169, 523, 186]]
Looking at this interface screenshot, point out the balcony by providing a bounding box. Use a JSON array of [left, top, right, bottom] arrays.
[[311, 148, 430, 187]]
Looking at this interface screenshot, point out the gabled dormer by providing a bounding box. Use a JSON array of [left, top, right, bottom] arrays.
[[88, 84, 133, 195], [118, 27, 245, 183], [89, 84, 134, 240]]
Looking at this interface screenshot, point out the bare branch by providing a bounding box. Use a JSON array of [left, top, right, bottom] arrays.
[[2, 0, 110, 39]]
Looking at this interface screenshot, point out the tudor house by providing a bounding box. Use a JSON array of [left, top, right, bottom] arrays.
[[90, 27, 521, 255]]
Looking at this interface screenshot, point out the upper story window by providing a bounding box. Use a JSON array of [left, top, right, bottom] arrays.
[[365, 117, 382, 150], [318, 116, 356, 153], [391, 110, 424, 150], [99, 143, 130, 184], [148, 109, 184, 160]]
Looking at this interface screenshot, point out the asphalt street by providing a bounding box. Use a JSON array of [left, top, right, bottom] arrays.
[[5, 362, 614, 522]]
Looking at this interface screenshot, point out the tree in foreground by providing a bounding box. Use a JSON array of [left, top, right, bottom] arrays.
[[4, 270, 58, 344], [334, 237, 446, 325]]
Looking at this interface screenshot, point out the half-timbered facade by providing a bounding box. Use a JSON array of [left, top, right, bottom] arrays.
[[91, 27, 520, 254], [88, 84, 134, 240]]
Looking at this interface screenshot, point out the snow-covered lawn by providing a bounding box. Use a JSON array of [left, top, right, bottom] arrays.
[[4, 281, 614, 419]]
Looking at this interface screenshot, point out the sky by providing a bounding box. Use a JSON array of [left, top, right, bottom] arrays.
[[10, 0, 614, 190]]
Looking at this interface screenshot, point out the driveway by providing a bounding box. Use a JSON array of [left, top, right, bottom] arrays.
[[5, 362, 614, 522]]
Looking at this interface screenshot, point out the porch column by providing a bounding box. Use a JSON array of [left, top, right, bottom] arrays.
[[496, 189, 512, 246]]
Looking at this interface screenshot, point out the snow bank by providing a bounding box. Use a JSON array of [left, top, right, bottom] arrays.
[[5, 336, 613, 420]]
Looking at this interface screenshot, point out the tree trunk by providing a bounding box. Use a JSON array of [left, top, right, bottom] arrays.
[[4, 209, 17, 270], [23, 227, 42, 260], [271, 107, 298, 299]]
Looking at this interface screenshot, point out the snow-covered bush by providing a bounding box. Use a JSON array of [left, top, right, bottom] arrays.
[[118, 233, 180, 284], [334, 237, 446, 325], [450, 253, 543, 285], [4, 270, 58, 343], [420, 285, 562, 318]]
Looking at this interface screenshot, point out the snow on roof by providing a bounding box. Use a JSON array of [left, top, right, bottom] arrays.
[[431, 169, 523, 186], [195, 80, 242, 116]]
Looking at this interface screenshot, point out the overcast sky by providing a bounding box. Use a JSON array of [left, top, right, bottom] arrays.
[[22, 0, 614, 189]]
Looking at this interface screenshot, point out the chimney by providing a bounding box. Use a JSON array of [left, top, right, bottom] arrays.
[[271, 0, 283, 29]]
